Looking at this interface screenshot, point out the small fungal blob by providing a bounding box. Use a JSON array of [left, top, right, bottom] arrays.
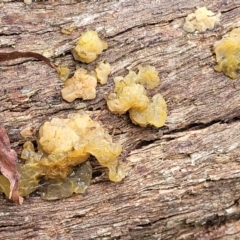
[[61, 68, 97, 102], [60, 26, 76, 35], [107, 65, 167, 127], [107, 75, 149, 114], [20, 126, 36, 138], [95, 61, 111, 84], [24, 0, 32, 5], [135, 65, 160, 89], [72, 31, 108, 63], [183, 7, 221, 33], [57, 65, 70, 81], [214, 28, 240, 79], [129, 94, 167, 127]]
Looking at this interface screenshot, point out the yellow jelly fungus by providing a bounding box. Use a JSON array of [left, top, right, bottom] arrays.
[[95, 61, 111, 84], [60, 26, 76, 35], [136, 65, 160, 89], [40, 161, 92, 200], [183, 7, 221, 33], [214, 28, 240, 79], [129, 94, 167, 127], [61, 68, 97, 102], [0, 113, 124, 200], [107, 78, 149, 114], [57, 65, 70, 81], [24, 0, 32, 5], [0, 175, 11, 198], [71, 31, 108, 63], [107, 66, 167, 127]]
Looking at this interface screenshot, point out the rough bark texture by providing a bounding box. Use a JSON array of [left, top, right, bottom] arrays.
[[1, 0, 240, 239]]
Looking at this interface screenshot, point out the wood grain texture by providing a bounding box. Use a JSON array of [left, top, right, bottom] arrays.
[[0, 0, 240, 239]]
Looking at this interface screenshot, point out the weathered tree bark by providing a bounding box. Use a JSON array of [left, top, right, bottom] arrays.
[[1, 0, 240, 239]]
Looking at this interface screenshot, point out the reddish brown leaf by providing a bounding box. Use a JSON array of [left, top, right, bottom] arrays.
[[0, 51, 56, 69], [0, 125, 23, 204]]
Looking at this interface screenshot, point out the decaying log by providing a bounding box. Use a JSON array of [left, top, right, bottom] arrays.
[[1, 0, 240, 239]]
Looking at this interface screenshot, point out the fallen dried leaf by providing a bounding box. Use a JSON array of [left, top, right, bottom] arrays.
[[0, 125, 23, 204], [0, 51, 55, 69]]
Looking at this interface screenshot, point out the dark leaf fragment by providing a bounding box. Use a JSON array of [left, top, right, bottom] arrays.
[[0, 51, 56, 69]]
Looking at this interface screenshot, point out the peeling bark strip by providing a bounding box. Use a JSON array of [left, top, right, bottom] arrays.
[[0, 125, 23, 204], [0, 51, 55, 69]]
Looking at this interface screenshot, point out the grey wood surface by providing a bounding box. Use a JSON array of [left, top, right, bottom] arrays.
[[0, 1, 240, 239]]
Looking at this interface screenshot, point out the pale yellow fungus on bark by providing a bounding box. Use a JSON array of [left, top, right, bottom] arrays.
[[129, 94, 167, 127], [61, 68, 97, 102], [16, 113, 124, 199], [107, 66, 167, 127], [24, 0, 32, 5], [214, 28, 240, 79], [72, 31, 108, 63], [60, 26, 76, 35], [183, 7, 221, 33], [57, 66, 70, 81], [107, 78, 149, 114], [95, 61, 111, 84], [136, 65, 160, 89]]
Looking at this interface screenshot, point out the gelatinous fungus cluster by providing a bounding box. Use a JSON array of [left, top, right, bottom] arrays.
[[0, 114, 125, 200], [61, 31, 111, 102], [183, 7, 221, 33], [129, 94, 167, 128], [61, 68, 98, 102], [213, 28, 240, 79], [107, 65, 167, 127], [183, 7, 239, 80], [71, 31, 108, 63], [0, 29, 168, 202], [61, 61, 111, 102], [0, 4, 235, 203]]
